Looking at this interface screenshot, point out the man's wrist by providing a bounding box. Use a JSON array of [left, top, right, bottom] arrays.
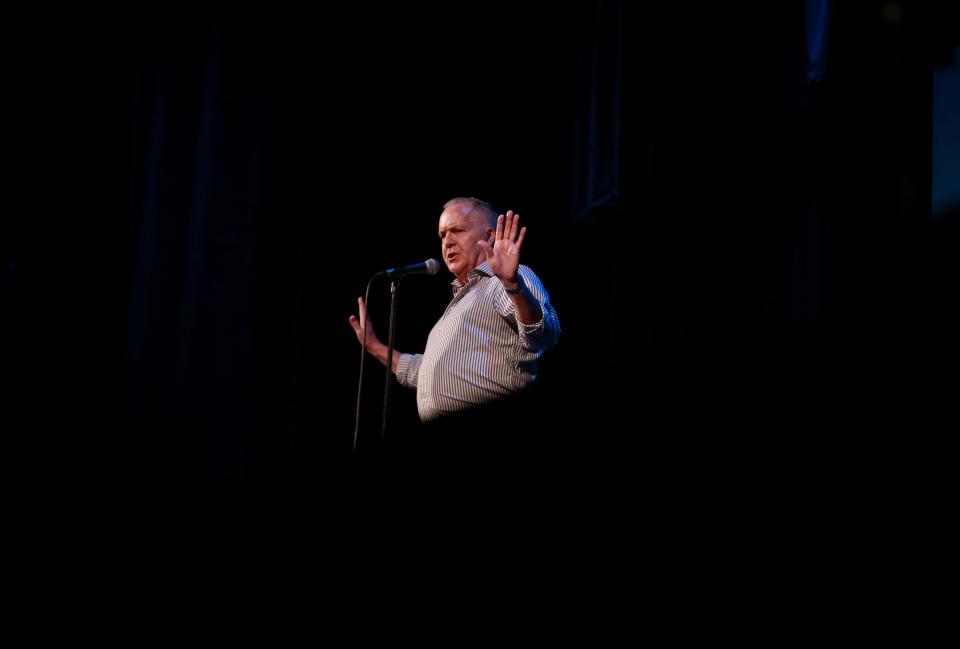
[[502, 277, 523, 294]]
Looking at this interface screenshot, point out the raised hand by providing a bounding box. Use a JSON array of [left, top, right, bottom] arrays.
[[348, 296, 382, 351], [478, 210, 526, 284]]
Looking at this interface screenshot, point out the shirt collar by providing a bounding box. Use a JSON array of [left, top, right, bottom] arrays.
[[451, 261, 493, 294]]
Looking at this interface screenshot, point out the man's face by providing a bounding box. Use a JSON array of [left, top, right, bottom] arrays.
[[438, 203, 495, 282]]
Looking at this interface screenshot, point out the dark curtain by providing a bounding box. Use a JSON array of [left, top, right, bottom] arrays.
[[106, 4, 955, 520], [123, 9, 592, 513], [127, 21, 305, 511], [571, 0, 624, 221]]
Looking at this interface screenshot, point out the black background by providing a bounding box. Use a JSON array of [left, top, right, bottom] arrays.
[[2, 4, 958, 546]]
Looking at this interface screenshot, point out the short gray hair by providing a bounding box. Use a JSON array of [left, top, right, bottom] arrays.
[[443, 197, 499, 228]]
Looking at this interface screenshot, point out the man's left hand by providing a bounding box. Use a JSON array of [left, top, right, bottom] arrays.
[[478, 210, 526, 288]]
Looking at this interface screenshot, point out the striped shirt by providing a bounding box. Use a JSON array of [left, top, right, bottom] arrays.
[[395, 261, 560, 422]]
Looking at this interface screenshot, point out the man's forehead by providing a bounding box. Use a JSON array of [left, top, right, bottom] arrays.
[[439, 204, 477, 226]]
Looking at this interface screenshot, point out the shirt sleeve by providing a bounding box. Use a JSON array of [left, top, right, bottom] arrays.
[[395, 352, 423, 389], [493, 265, 561, 352]]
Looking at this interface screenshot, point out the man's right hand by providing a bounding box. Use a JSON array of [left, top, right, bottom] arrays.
[[348, 296, 382, 352], [349, 296, 402, 373]]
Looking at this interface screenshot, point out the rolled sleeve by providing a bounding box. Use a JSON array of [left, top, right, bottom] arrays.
[[518, 301, 560, 352], [395, 353, 422, 389], [494, 266, 561, 352]]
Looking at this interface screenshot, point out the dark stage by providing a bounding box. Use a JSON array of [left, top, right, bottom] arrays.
[[2, 4, 958, 532]]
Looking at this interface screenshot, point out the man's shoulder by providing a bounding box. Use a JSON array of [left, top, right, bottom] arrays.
[[517, 264, 548, 288]]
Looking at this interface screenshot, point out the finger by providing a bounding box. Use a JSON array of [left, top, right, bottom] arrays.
[[350, 312, 364, 335], [515, 226, 527, 251], [508, 211, 519, 241], [496, 214, 505, 241]]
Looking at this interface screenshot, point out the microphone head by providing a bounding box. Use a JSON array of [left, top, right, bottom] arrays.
[[425, 258, 441, 275]]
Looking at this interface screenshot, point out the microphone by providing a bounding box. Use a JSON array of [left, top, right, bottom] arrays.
[[378, 258, 441, 279]]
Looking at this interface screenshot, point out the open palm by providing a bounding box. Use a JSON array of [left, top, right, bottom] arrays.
[[478, 210, 526, 282]]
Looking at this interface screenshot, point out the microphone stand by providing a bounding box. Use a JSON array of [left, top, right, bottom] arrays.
[[381, 278, 399, 437]]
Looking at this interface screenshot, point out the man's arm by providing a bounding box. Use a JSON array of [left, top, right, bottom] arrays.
[[478, 210, 561, 345], [348, 296, 401, 374], [365, 338, 402, 375], [500, 276, 542, 326], [496, 267, 561, 352]]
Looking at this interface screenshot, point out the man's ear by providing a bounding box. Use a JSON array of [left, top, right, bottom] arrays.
[[486, 227, 495, 243]]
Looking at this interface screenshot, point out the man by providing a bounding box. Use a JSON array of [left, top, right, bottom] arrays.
[[348, 197, 560, 432]]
